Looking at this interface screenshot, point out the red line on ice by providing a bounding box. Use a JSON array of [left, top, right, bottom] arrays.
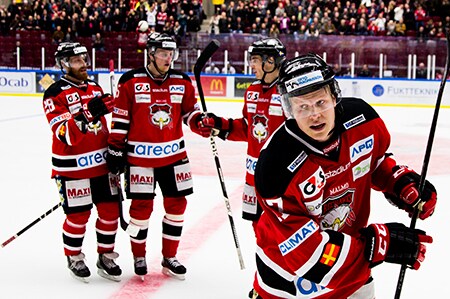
[[108, 184, 244, 299]]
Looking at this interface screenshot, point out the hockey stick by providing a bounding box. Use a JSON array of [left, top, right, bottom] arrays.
[[194, 40, 245, 270], [109, 59, 139, 237], [1, 202, 62, 248], [394, 29, 450, 299]]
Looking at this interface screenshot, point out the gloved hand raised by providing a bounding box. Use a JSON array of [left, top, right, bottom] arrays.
[[106, 145, 126, 175], [75, 93, 115, 124], [384, 165, 437, 220], [360, 222, 432, 270], [194, 112, 232, 140]]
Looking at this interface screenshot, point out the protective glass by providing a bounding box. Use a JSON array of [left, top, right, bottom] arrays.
[[291, 97, 336, 119], [154, 48, 179, 62]]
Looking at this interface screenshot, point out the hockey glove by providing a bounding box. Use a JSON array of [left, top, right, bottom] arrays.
[[360, 222, 432, 270], [195, 112, 232, 140], [74, 93, 115, 124], [106, 146, 127, 175], [384, 165, 437, 220]]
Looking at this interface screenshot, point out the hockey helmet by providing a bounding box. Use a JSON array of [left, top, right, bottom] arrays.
[[247, 37, 286, 69], [147, 32, 179, 61], [278, 53, 338, 97], [277, 53, 341, 118], [55, 42, 90, 69]]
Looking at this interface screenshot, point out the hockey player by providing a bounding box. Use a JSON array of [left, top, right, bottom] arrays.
[[42, 42, 122, 282], [195, 37, 287, 228], [106, 32, 204, 280], [252, 53, 437, 298]]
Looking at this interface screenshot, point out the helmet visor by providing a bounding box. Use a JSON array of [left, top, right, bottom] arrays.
[[289, 96, 337, 119], [59, 53, 91, 69], [154, 48, 179, 62]]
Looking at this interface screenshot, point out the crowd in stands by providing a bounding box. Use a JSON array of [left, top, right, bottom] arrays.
[[0, 0, 449, 42]]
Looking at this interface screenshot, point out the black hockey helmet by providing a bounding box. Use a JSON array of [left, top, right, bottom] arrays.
[[55, 42, 90, 69], [278, 53, 341, 118], [278, 53, 338, 97], [147, 32, 179, 61], [247, 37, 286, 69]]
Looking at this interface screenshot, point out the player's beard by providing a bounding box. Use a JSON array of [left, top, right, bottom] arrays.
[[69, 66, 88, 81]]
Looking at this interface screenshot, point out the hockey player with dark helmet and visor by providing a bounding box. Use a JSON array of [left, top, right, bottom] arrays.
[[147, 32, 179, 76], [247, 37, 286, 83], [55, 42, 91, 81], [277, 53, 342, 120]]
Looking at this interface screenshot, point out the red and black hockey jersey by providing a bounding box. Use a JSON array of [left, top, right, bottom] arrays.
[[254, 98, 397, 298], [227, 79, 286, 186], [43, 77, 110, 179], [108, 67, 201, 168]]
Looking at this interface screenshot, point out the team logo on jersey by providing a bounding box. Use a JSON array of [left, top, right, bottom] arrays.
[[169, 85, 185, 93], [149, 103, 172, 129], [246, 91, 259, 102], [299, 167, 326, 199], [320, 189, 355, 231], [66, 92, 81, 104], [350, 135, 374, 162], [352, 156, 372, 181], [134, 83, 150, 93], [252, 114, 269, 143]]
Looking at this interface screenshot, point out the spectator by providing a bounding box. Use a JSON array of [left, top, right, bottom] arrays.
[[221, 62, 236, 74], [93, 32, 105, 52], [205, 62, 220, 74], [52, 25, 65, 44], [358, 64, 372, 77], [395, 18, 406, 36], [416, 62, 427, 79]]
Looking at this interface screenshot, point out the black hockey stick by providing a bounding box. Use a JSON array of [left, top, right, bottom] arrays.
[[1, 202, 62, 248], [394, 29, 450, 299], [194, 40, 245, 270], [109, 59, 138, 237]]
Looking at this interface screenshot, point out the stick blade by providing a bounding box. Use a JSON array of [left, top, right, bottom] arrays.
[[194, 40, 221, 75]]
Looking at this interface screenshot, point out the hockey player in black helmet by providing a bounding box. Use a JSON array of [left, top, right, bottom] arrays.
[[193, 37, 288, 226], [247, 37, 286, 84], [146, 32, 179, 77], [107, 31, 205, 280], [55, 42, 92, 82], [43, 41, 122, 282], [251, 53, 437, 298]]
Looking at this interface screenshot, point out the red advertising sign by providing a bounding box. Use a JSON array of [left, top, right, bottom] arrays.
[[190, 75, 226, 97]]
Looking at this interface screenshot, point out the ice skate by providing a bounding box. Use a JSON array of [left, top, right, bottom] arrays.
[[67, 253, 90, 283], [161, 257, 186, 280], [96, 252, 122, 282], [134, 257, 147, 281]]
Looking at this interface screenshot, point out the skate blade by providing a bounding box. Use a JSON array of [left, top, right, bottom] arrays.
[[97, 269, 121, 282], [162, 267, 185, 280], [70, 271, 89, 283]]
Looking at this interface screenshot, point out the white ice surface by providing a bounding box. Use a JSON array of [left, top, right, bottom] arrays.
[[0, 96, 449, 299]]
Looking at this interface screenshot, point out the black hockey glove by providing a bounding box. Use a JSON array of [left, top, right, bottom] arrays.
[[74, 93, 115, 124], [106, 146, 126, 175], [195, 112, 232, 140], [384, 165, 437, 220], [360, 222, 432, 270]]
